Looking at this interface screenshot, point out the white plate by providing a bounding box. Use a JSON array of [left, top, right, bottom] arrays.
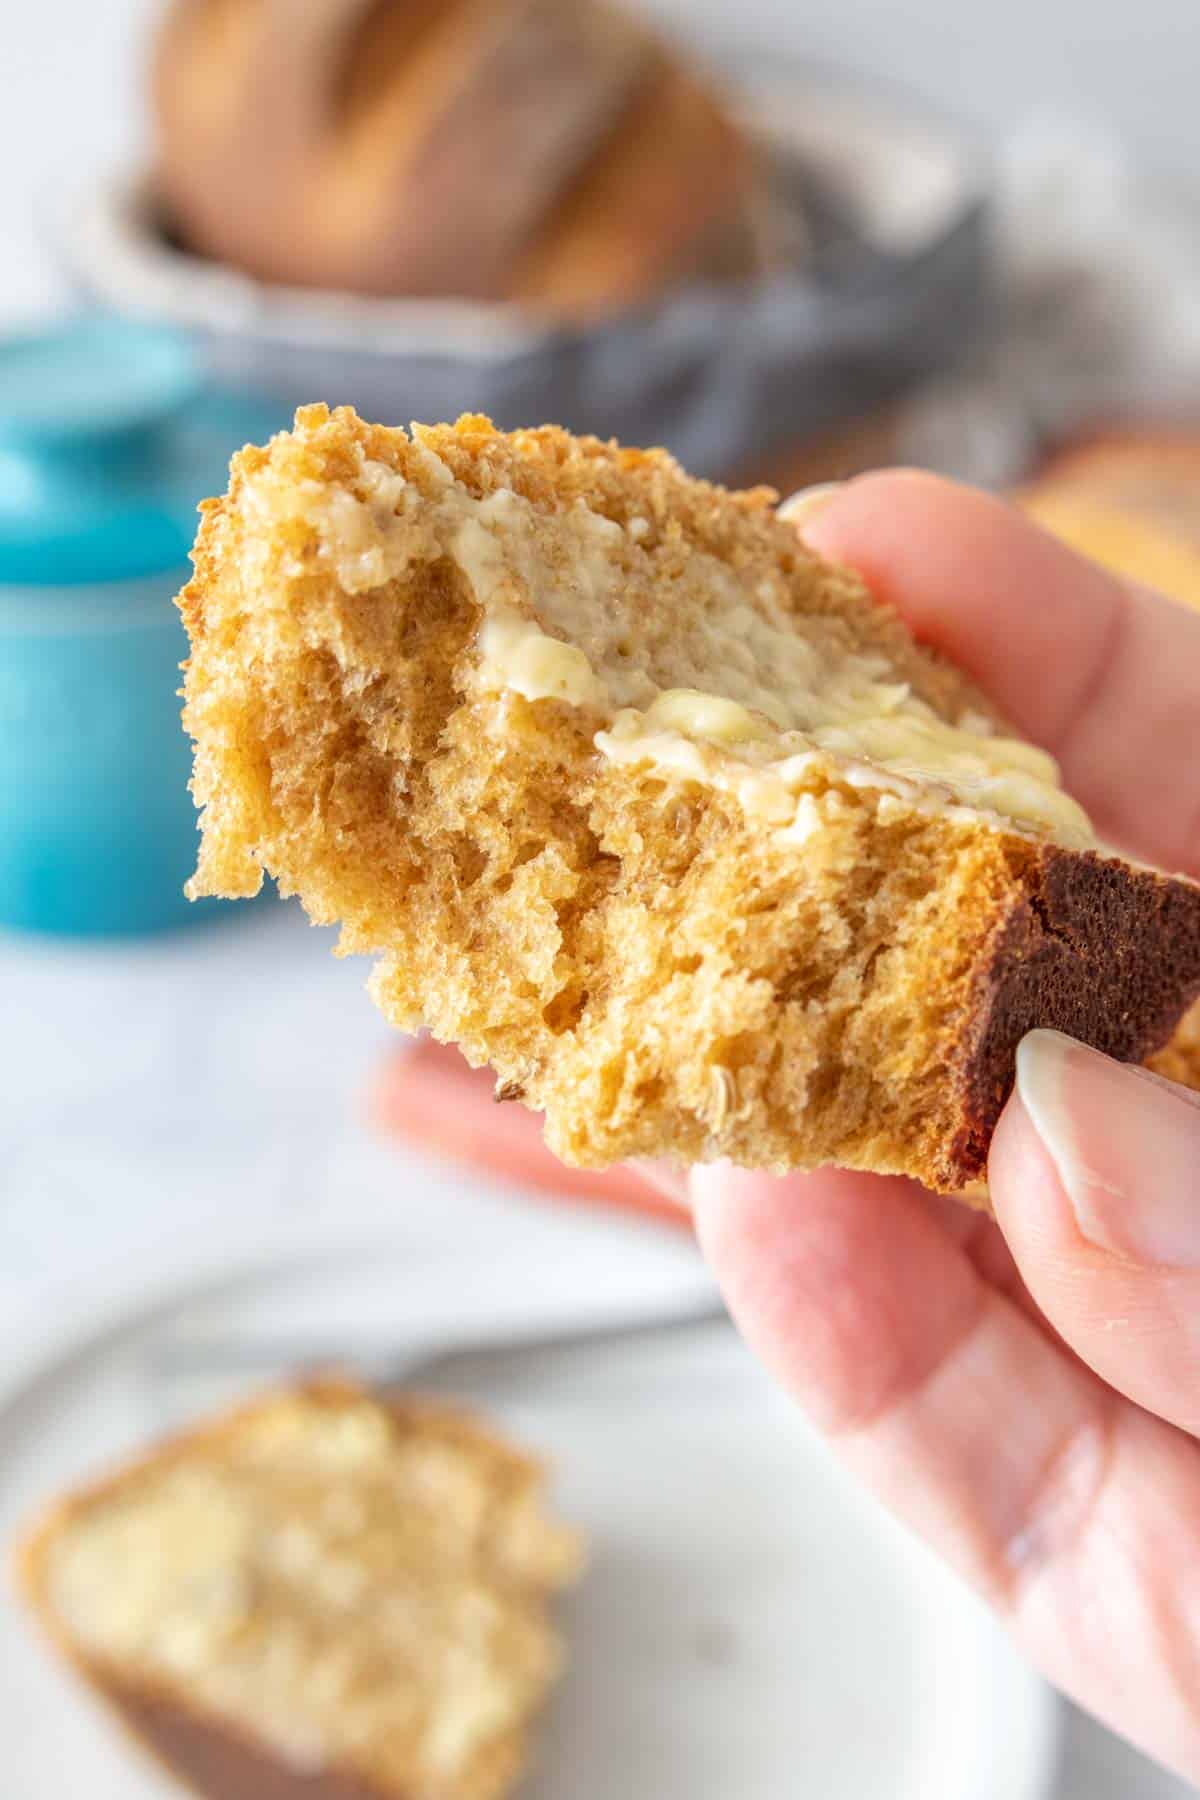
[[0, 1214, 1058, 1800]]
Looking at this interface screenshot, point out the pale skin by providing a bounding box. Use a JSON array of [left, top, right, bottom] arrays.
[[373, 475, 1200, 1784]]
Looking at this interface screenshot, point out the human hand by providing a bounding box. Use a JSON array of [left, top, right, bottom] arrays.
[[374, 474, 1200, 1781], [696, 474, 1200, 1784]]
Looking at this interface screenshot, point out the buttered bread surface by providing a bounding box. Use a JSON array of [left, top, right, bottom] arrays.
[[181, 408, 1200, 1192]]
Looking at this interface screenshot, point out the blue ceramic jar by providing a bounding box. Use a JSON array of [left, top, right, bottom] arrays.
[[0, 316, 284, 934]]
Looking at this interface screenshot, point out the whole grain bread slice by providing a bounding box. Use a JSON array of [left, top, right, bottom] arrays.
[[180, 407, 1200, 1193], [17, 1380, 581, 1800]]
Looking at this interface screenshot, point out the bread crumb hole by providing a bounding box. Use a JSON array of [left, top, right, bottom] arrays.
[[542, 985, 587, 1035]]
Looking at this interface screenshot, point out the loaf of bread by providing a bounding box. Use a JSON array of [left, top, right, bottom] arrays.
[[18, 1380, 581, 1800], [152, 0, 763, 315], [179, 407, 1200, 1195]]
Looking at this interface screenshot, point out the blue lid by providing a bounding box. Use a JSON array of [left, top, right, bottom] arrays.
[[0, 315, 286, 585]]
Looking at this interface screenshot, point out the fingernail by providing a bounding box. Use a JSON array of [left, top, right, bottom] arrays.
[[1015, 1029, 1200, 1265], [776, 482, 843, 528]]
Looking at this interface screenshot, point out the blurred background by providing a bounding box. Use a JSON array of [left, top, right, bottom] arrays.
[[2, 3, 1200, 1797]]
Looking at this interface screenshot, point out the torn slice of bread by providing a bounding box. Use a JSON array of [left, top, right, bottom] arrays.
[[180, 406, 1200, 1193], [17, 1381, 581, 1800]]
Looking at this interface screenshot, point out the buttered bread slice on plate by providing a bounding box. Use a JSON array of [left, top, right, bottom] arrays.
[[180, 407, 1200, 1194], [18, 1381, 581, 1800]]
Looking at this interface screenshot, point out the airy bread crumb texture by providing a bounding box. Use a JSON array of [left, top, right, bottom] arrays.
[[18, 1382, 581, 1800], [180, 407, 1200, 1193]]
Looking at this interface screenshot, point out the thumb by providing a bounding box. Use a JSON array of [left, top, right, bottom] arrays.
[[990, 1028, 1200, 1436]]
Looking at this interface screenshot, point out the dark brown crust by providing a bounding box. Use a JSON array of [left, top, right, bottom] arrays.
[[14, 1378, 566, 1800], [941, 848, 1200, 1188]]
